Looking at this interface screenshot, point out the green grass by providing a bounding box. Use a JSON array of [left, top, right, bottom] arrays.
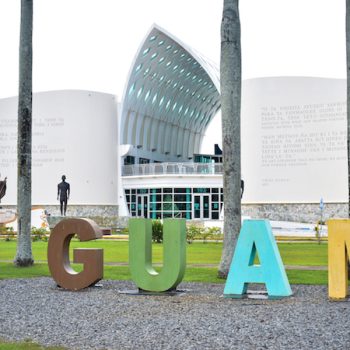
[[0, 240, 328, 266], [0, 262, 329, 285], [0, 338, 65, 350], [0, 240, 330, 284]]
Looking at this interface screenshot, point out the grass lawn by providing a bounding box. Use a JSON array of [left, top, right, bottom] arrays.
[[0, 240, 329, 284], [0, 338, 65, 349], [0, 240, 328, 266], [0, 261, 329, 285]]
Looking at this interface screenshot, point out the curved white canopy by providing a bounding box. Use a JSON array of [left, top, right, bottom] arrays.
[[121, 25, 220, 161]]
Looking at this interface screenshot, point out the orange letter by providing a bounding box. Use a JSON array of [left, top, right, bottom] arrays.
[[48, 218, 103, 291]]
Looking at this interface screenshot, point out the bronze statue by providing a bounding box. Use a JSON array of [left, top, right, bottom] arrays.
[[57, 175, 70, 216], [0, 176, 7, 204]]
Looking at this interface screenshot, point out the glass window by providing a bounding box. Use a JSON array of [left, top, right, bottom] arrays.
[[158, 40, 164, 46], [174, 188, 187, 193], [144, 90, 151, 101], [212, 212, 219, 220], [194, 188, 210, 193], [142, 48, 150, 55], [212, 194, 219, 202], [151, 52, 158, 60], [163, 188, 172, 193], [149, 35, 157, 41], [128, 83, 136, 96], [139, 158, 150, 164], [176, 203, 188, 211], [124, 156, 135, 165], [212, 203, 219, 210], [137, 87, 143, 98], [174, 194, 187, 202]]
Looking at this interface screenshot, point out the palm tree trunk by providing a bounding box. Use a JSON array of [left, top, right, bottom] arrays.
[[218, 0, 242, 278], [14, 0, 34, 266]]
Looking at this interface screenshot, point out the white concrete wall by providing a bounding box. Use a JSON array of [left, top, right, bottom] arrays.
[[203, 77, 347, 204], [0, 90, 119, 205]]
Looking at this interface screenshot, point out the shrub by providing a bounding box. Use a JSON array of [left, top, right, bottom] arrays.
[[186, 224, 203, 244], [31, 227, 48, 242], [152, 220, 163, 243], [205, 226, 222, 244], [0, 226, 15, 241]]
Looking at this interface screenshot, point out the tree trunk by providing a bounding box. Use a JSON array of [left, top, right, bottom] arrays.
[[14, 0, 34, 266], [218, 0, 242, 278]]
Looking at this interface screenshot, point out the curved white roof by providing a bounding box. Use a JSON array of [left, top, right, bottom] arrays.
[[121, 25, 220, 161]]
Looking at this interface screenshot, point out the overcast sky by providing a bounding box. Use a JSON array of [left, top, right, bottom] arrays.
[[0, 0, 346, 99]]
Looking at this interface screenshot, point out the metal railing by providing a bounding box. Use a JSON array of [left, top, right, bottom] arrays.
[[122, 162, 223, 177]]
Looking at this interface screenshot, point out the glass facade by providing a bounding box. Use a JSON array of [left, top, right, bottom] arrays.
[[125, 187, 223, 220]]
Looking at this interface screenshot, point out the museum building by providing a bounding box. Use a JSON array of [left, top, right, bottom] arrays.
[[0, 25, 348, 225]]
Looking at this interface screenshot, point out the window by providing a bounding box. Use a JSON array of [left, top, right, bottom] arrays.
[[124, 187, 223, 220]]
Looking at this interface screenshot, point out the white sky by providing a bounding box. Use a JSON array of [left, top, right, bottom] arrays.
[[0, 0, 347, 151]]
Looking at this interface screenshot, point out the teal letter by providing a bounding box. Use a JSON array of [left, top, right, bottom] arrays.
[[129, 218, 186, 292], [224, 220, 292, 298]]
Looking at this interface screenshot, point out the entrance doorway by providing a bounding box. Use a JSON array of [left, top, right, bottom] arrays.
[[137, 194, 149, 218], [193, 194, 210, 219]]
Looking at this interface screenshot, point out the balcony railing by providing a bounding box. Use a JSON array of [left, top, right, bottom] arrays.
[[122, 162, 224, 177]]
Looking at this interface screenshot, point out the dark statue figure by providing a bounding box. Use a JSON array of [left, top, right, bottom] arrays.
[[57, 175, 70, 216], [0, 176, 7, 204]]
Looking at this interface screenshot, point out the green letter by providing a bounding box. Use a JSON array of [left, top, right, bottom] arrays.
[[129, 218, 186, 292]]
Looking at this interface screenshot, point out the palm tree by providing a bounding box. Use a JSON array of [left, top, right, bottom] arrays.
[[218, 0, 242, 278], [14, 0, 34, 266]]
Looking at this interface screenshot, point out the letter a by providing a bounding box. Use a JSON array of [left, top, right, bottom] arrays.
[[224, 220, 292, 298], [129, 218, 186, 292], [328, 219, 350, 300]]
